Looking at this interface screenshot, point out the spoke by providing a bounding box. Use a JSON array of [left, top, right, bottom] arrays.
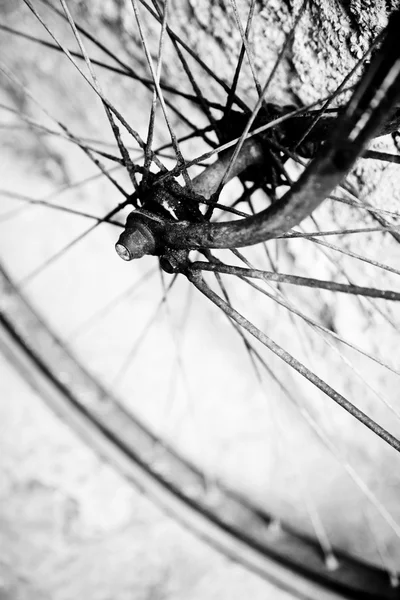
[[225, 0, 256, 117], [276, 415, 338, 568], [0, 164, 122, 224], [130, 0, 192, 187], [229, 245, 400, 377], [204, 0, 260, 223], [206, 279, 337, 566], [330, 193, 400, 220], [112, 274, 177, 385], [264, 135, 307, 167], [268, 145, 294, 187], [230, 182, 260, 209], [187, 268, 400, 454], [235, 264, 400, 378], [198, 263, 400, 540], [208, 202, 249, 217], [0, 206, 27, 224], [143, 0, 170, 182], [302, 218, 400, 335], [228, 0, 261, 97], [0, 23, 225, 111], [319, 325, 400, 422], [23, 0, 166, 173], [40, 165, 122, 202], [215, 0, 308, 196], [154, 284, 212, 484], [0, 189, 124, 226], [337, 184, 400, 247], [33, 0, 221, 149], [293, 28, 385, 153], [213, 256, 336, 544], [304, 234, 400, 278], [364, 150, 400, 164], [59, 0, 139, 188], [156, 122, 217, 152], [232, 247, 400, 422], [366, 509, 400, 586], [152, 302, 211, 492], [0, 61, 130, 197], [185, 196, 250, 218], [276, 209, 400, 428], [206, 250, 261, 375], [137, 0, 249, 113], [161, 283, 193, 423], [191, 261, 400, 301], [150, 0, 221, 138], [250, 342, 400, 545], [153, 88, 354, 186], [158, 270, 213, 485], [0, 103, 124, 163], [67, 267, 157, 340], [245, 192, 279, 267], [19, 200, 130, 286], [213, 261, 400, 545], [279, 224, 400, 239], [228, 241, 400, 424]]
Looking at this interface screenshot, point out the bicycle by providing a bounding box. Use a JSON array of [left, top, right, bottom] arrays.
[[1, 1, 400, 598]]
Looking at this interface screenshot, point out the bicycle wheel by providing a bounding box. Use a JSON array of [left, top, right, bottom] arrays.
[[1, 1, 400, 598]]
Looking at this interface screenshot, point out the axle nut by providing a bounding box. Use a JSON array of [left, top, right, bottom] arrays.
[[115, 222, 156, 261]]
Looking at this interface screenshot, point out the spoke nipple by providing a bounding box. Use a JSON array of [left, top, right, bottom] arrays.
[[325, 553, 339, 571], [160, 254, 179, 273], [115, 221, 156, 261], [160, 249, 188, 274], [267, 519, 281, 537]]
